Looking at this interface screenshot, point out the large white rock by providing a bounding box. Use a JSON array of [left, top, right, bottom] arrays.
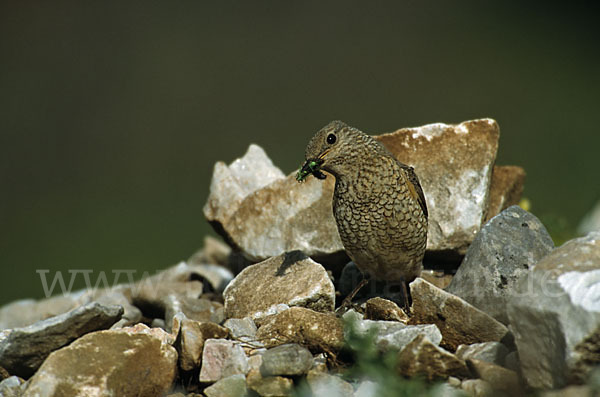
[[204, 119, 508, 262], [507, 231, 600, 389]]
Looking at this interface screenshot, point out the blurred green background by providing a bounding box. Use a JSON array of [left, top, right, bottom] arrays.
[[1, 2, 599, 305]]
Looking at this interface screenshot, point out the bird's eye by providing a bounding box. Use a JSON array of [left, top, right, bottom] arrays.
[[326, 134, 337, 144]]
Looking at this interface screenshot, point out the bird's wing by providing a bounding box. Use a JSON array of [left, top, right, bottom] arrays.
[[401, 165, 428, 219]]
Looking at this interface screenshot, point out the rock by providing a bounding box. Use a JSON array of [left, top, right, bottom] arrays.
[[223, 251, 335, 320], [204, 144, 285, 227], [503, 351, 520, 373], [542, 385, 594, 397], [310, 353, 328, 373], [354, 380, 379, 397], [246, 368, 293, 397], [0, 376, 25, 397], [396, 334, 470, 380], [344, 310, 442, 352], [0, 295, 80, 330], [455, 342, 509, 367], [466, 359, 522, 394], [188, 235, 232, 268], [507, 231, 600, 389], [364, 297, 409, 323], [375, 119, 500, 255], [409, 278, 509, 351], [447, 376, 461, 388], [446, 206, 554, 324], [178, 319, 229, 371], [306, 371, 354, 397], [223, 317, 257, 344], [255, 307, 344, 352], [0, 301, 123, 378], [199, 339, 249, 383], [578, 200, 600, 235], [94, 291, 142, 328], [23, 324, 177, 396], [164, 296, 224, 332], [260, 343, 313, 376], [204, 144, 344, 263], [484, 166, 526, 223], [460, 379, 494, 397], [419, 269, 453, 290], [203, 374, 249, 397]]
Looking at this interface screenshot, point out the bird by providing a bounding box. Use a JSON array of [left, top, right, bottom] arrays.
[[297, 120, 428, 309]]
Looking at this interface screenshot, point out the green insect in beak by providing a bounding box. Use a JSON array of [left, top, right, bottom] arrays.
[[296, 158, 326, 182]]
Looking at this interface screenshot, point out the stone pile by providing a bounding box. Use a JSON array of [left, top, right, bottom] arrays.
[[1, 119, 598, 396]]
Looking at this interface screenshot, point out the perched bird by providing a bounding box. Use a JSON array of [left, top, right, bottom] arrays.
[[297, 120, 428, 307]]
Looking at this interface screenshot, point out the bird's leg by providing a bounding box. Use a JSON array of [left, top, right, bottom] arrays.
[[398, 276, 412, 313], [336, 275, 370, 314]]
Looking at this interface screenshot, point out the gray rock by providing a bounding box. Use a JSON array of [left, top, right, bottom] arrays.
[[447, 206, 554, 324], [376, 119, 500, 255], [0, 295, 80, 330], [0, 376, 25, 397], [410, 278, 509, 351], [223, 317, 257, 343], [0, 301, 123, 378], [260, 344, 313, 376], [199, 339, 249, 383], [455, 342, 509, 367], [203, 374, 249, 397], [507, 231, 600, 389], [343, 310, 442, 352], [223, 251, 335, 320], [23, 324, 177, 397], [306, 371, 354, 397]]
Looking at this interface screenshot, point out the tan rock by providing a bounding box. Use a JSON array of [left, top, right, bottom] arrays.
[[204, 144, 343, 263], [484, 165, 526, 223], [419, 269, 453, 290], [376, 119, 499, 255], [223, 252, 335, 321], [467, 359, 522, 394], [246, 368, 293, 396], [364, 297, 409, 323], [396, 334, 470, 380], [461, 379, 494, 397], [409, 278, 509, 351], [255, 307, 344, 352], [178, 319, 229, 371], [23, 325, 177, 397]]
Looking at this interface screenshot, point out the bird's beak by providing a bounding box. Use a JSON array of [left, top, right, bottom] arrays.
[[296, 158, 326, 182]]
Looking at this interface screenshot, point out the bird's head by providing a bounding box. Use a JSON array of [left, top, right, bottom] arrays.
[[296, 120, 380, 182]]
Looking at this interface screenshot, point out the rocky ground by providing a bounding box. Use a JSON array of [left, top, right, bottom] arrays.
[[1, 119, 599, 397]]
